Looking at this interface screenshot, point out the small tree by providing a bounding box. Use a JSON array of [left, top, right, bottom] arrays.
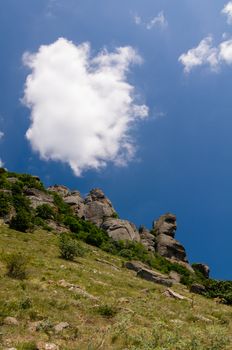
[[10, 209, 33, 232], [59, 234, 84, 261], [36, 204, 55, 220]]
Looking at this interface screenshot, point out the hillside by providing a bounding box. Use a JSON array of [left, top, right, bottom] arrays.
[[0, 226, 232, 350], [0, 169, 232, 349]]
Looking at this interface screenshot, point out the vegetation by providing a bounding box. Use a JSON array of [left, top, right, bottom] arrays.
[[3, 252, 28, 279], [59, 233, 85, 261]]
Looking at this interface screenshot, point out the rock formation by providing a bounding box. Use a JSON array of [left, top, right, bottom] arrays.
[[139, 226, 155, 252], [102, 218, 140, 242], [192, 263, 210, 279]]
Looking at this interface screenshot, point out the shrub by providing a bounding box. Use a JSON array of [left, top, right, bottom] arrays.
[[96, 304, 118, 318], [9, 209, 33, 232], [36, 204, 55, 220], [17, 341, 38, 350], [59, 234, 85, 261], [4, 252, 28, 279], [0, 192, 12, 216]]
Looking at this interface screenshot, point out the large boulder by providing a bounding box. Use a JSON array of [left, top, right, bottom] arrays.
[[63, 191, 85, 218], [47, 185, 70, 197], [101, 218, 140, 242], [137, 267, 173, 287], [84, 189, 116, 227], [192, 263, 210, 279]]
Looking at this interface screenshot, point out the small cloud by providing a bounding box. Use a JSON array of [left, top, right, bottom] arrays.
[[22, 38, 149, 176], [179, 35, 232, 73], [146, 11, 168, 30], [179, 36, 218, 73], [134, 14, 142, 25], [0, 131, 4, 139], [222, 1, 232, 24], [0, 159, 4, 168]]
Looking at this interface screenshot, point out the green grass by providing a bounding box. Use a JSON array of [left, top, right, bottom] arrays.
[[0, 224, 232, 349]]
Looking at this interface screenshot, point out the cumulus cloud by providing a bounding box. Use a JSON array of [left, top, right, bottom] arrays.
[[146, 12, 168, 30], [0, 131, 4, 139], [222, 1, 232, 24], [23, 38, 149, 176], [179, 36, 232, 73], [134, 14, 142, 25]]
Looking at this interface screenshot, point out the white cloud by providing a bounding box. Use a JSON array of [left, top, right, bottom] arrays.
[[134, 15, 142, 25], [23, 38, 149, 176], [222, 1, 232, 24], [146, 12, 168, 30], [179, 35, 232, 73], [0, 159, 4, 168], [0, 131, 4, 139]]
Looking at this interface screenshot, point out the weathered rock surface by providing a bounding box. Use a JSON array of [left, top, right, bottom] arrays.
[[124, 260, 149, 272], [192, 263, 210, 279], [137, 267, 173, 287], [139, 226, 155, 252], [190, 283, 206, 295], [47, 185, 70, 197], [24, 188, 54, 209], [163, 288, 191, 301], [4, 317, 19, 326], [153, 213, 189, 264], [84, 189, 115, 227], [54, 322, 69, 333], [102, 218, 140, 242]]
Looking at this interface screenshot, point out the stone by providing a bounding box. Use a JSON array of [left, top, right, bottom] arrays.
[[192, 263, 210, 279], [84, 189, 115, 227], [24, 188, 54, 209], [54, 322, 69, 333], [169, 271, 181, 283], [102, 218, 140, 242], [124, 260, 148, 272], [46, 220, 69, 233], [37, 343, 59, 350], [4, 317, 19, 326], [153, 213, 192, 271], [163, 288, 191, 301], [28, 320, 43, 332], [136, 267, 173, 287], [139, 226, 155, 252], [153, 213, 177, 237], [47, 185, 70, 197], [190, 283, 206, 295], [58, 280, 99, 300]]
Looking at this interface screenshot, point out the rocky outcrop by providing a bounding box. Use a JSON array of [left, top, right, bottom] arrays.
[[139, 226, 155, 252], [102, 218, 140, 242], [24, 188, 54, 209], [192, 263, 210, 279], [84, 189, 116, 227], [153, 213, 187, 261], [47, 185, 70, 197], [190, 283, 206, 295]]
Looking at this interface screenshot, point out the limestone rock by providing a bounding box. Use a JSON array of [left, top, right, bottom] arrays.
[[124, 260, 149, 272], [139, 226, 155, 252], [163, 288, 191, 301], [37, 343, 59, 350], [4, 317, 19, 326], [190, 283, 206, 295], [24, 188, 54, 209], [136, 267, 173, 287], [102, 218, 140, 242], [54, 322, 69, 333], [153, 213, 190, 267], [192, 263, 210, 279], [47, 185, 70, 197], [84, 189, 115, 227], [153, 213, 177, 237], [169, 271, 181, 283]]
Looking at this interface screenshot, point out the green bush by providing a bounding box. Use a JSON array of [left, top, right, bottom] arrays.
[[0, 192, 12, 216], [17, 341, 38, 350], [59, 234, 85, 261], [36, 204, 55, 220], [9, 209, 33, 232], [96, 304, 118, 318], [3, 252, 28, 279]]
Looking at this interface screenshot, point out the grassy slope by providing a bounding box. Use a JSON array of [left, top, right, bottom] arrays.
[[0, 225, 232, 350]]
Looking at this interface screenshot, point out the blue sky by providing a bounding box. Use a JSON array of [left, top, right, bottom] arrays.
[[1, 0, 232, 279]]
